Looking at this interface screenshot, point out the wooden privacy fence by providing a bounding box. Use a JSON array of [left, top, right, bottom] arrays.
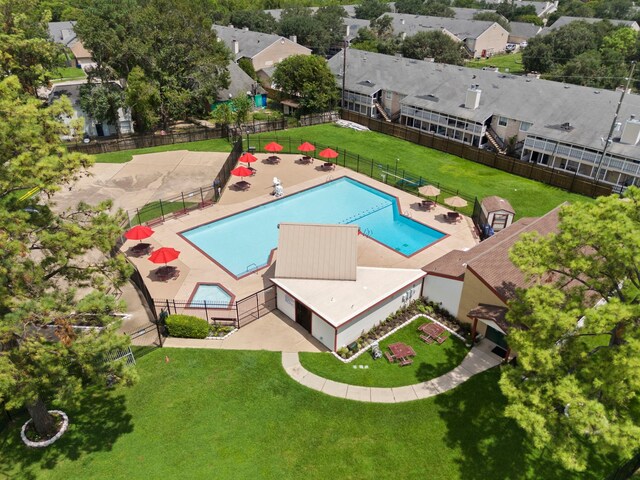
[[66, 126, 228, 155], [340, 110, 614, 198]]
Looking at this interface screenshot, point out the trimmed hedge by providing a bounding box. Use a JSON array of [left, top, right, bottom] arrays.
[[165, 314, 209, 339]]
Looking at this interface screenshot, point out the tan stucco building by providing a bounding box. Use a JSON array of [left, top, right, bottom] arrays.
[[214, 25, 311, 85], [422, 205, 563, 357]]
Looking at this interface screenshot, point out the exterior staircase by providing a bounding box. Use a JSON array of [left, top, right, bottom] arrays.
[[485, 128, 507, 154], [374, 101, 392, 122]]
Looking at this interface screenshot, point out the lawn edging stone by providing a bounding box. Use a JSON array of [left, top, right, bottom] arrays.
[[331, 313, 466, 364]]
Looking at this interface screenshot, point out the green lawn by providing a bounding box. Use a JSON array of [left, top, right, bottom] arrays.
[[129, 200, 198, 226], [300, 317, 469, 387], [467, 53, 525, 75], [51, 67, 87, 82], [0, 348, 617, 479], [251, 124, 590, 218], [94, 138, 232, 164], [91, 121, 589, 217]]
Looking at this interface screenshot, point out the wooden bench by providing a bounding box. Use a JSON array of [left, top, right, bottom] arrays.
[[400, 358, 413, 367], [436, 334, 448, 344], [420, 334, 434, 344], [385, 352, 395, 363]]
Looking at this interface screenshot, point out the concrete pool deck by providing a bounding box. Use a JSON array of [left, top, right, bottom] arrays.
[[122, 152, 480, 305]]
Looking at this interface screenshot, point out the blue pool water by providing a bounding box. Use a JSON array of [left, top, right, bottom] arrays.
[[181, 177, 445, 277], [189, 284, 232, 308]]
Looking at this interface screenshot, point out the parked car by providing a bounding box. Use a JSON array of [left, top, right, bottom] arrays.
[[506, 43, 517, 52]]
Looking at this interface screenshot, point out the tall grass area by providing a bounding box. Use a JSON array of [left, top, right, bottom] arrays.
[[252, 124, 590, 218], [94, 138, 232, 164], [0, 348, 618, 479]]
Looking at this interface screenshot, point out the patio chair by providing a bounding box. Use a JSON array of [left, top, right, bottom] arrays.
[[421, 200, 436, 211], [420, 334, 434, 344], [385, 352, 395, 363], [447, 212, 461, 223]]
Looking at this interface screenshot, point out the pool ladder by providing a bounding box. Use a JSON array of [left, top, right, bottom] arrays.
[[245, 263, 259, 274], [361, 227, 374, 237]]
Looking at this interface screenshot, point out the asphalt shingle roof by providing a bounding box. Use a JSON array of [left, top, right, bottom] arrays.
[[384, 13, 502, 40], [328, 49, 640, 156], [544, 16, 639, 33], [213, 25, 310, 61]]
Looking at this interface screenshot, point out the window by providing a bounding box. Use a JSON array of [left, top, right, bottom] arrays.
[[498, 116, 508, 127], [385, 90, 392, 100], [519, 121, 532, 132]]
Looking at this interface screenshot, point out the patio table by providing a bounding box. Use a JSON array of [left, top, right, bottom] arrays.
[[266, 156, 281, 164], [388, 342, 416, 360], [235, 180, 251, 191], [419, 323, 447, 342]]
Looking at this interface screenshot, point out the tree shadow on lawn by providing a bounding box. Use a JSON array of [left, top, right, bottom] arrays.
[[0, 388, 133, 477], [433, 368, 577, 480]]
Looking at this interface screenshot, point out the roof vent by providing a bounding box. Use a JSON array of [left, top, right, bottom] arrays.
[[594, 90, 600, 94], [564, 85, 570, 89], [561, 122, 572, 131]]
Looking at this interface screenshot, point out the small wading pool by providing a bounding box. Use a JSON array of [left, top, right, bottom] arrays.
[[188, 283, 234, 308], [181, 177, 446, 277]]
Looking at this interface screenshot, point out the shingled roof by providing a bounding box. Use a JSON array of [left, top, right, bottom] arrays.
[[423, 205, 563, 301]]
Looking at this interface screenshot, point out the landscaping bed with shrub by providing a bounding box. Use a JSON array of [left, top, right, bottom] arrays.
[[165, 314, 209, 339], [335, 299, 470, 360]]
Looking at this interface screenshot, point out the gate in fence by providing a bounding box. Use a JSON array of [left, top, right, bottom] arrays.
[[104, 346, 136, 366], [235, 285, 277, 328]]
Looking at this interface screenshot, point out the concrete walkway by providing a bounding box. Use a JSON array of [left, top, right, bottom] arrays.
[[281, 345, 501, 403]]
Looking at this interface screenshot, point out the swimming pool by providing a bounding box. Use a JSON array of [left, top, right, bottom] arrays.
[[181, 177, 446, 277], [188, 283, 233, 308]]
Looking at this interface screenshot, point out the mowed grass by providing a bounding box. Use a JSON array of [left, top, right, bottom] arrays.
[[51, 66, 87, 82], [251, 124, 590, 218], [300, 317, 469, 387], [467, 53, 525, 74], [93, 138, 232, 164], [129, 200, 198, 226], [0, 348, 617, 480]]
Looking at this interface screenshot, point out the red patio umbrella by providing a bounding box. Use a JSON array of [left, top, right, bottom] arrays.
[[264, 141, 283, 153], [239, 152, 258, 165], [319, 148, 339, 159], [124, 225, 154, 242], [298, 142, 315, 153], [231, 166, 253, 177], [148, 247, 180, 265]]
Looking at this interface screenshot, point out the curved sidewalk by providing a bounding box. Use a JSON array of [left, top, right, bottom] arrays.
[[282, 347, 501, 403]]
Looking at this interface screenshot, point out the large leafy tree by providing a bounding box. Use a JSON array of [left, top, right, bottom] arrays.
[[278, 5, 346, 55], [77, 0, 231, 128], [354, 0, 391, 20], [125, 66, 160, 133], [271, 54, 339, 114], [0, 0, 64, 95], [79, 81, 126, 137], [401, 31, 464, 65], [229, 10, 277, 34], [0, 76, 135, 438], [501, 188, 640, 472]]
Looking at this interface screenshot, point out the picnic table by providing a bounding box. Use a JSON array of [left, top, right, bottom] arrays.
[[155, 265, 179, 281], [387, 342, 416, 366], [418, 323, 448, 344]]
